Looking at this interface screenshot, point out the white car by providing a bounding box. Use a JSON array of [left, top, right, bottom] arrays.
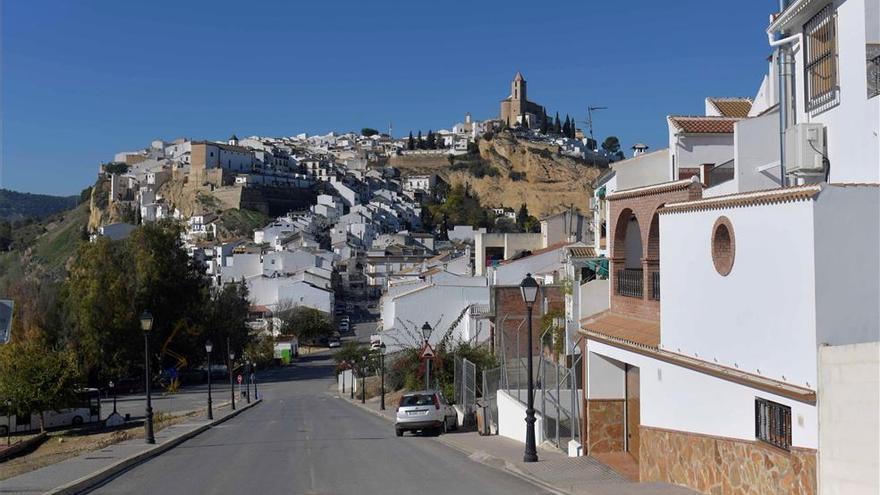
[[395, 390, 457, 436]]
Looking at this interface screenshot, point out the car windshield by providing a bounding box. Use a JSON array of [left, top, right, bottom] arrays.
[[399, 394, 434, 407]]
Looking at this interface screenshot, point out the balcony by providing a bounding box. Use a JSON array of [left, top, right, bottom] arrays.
[[616, 269, 643, 298], [650, 271, 660, 300]]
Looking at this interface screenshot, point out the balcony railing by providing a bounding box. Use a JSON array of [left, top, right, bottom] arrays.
[[616, 268, 643, 298], [650, 271, 660, 300]]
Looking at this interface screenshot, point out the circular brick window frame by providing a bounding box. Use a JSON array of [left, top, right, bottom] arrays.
[[711, 216, 735, 276]]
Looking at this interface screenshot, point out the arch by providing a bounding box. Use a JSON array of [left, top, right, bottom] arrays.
[[613, 208, 643, 269], [647, 212, 660, 261]]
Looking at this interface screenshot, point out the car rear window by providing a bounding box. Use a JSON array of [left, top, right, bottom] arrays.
[[399, 394, 434, 407]]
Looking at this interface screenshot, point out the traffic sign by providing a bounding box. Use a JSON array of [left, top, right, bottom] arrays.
[[420, 343, 435, 359], [236, 374, 243, 384], [0, 300, 13, 345]]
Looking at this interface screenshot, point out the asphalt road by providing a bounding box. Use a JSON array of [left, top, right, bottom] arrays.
[[91, 354, 550, 495]]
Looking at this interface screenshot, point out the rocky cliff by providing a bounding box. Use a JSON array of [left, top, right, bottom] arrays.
[[390, 132, 604, 218]]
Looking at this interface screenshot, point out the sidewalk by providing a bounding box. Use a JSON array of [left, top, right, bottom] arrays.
[[343, 393, 696, 495], [1, 399, 261, 495]]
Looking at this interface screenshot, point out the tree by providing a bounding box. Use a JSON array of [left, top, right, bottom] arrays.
[[601, 136, 625, 161], [495, 217, 519, 233], [407, 132, 415, 151], [275, 303, 334, 344], [0, 340, 81, 431], [426, 130, 436, 150], [539, 116, 549, 134], [361, 128, 379, 137], [516, 203, 529, 229], [562, 115, 571, 138], [554, 113, 562, 134], [205, 282, 251, 363], [416, 130, 424, 149], [522, 118, 530, 130], [333, 341, 379, 376]]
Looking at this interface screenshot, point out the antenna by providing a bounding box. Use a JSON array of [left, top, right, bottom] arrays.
[[582, 106, 607, 148]]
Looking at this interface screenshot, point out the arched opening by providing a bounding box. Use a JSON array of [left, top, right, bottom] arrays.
[[647, 213, 660, 300], [613, 208, 644, 298]]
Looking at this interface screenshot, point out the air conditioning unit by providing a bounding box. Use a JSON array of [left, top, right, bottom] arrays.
[[784, 123, 826, 174]]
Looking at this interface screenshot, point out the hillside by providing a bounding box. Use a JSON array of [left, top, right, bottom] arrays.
[[389, 132, 605, 218], [0, 189, 79, 221]]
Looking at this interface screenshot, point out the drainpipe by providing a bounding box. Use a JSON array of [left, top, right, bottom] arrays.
[[768, 25, 802, 188]]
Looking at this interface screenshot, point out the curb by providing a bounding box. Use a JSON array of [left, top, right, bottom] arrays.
[[45, 399, 262, 495], [340, 395, 570, 495]]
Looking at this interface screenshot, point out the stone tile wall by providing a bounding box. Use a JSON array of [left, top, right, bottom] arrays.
[[587, 399, 625, 453], [639, 426, 817, 495]]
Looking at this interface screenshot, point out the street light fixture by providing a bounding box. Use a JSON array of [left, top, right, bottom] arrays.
[[252, 361, 258, 400], [379, 343, 387, 410], [228, 340, 236, 411], [205, 339, 214, 420], [519, 273, 539, 463], [421, 322, 432, 390], [140, 310, 156, 444]]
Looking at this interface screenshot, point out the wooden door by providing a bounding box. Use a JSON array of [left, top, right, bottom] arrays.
[[625, 365, 641, 461]]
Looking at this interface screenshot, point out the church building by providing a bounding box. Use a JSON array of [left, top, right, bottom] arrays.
[[499, 72, 546, 128]]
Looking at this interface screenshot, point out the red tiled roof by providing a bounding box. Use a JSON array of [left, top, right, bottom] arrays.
[[668, 116, 739, 134], [659, 184, 823, 214], [707, 98, 753, 118], [580, 312, 660, 349], [499, 242, 569, 265], [607, 176, 701, 201]]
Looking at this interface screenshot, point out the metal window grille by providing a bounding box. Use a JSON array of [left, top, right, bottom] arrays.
[[755, 398, 792, 450], [868, 49, 880, 99], [616, 268, 643, 298], [804, 4, 838, 111]]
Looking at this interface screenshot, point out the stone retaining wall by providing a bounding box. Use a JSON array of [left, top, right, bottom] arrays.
[[639, 426, 816, 495], [587, 399, 625, 453]]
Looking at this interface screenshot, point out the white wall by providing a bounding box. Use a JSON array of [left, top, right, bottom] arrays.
[[660, 200, 818, 388], [813, 185, 880, 346], [587, 352, 625, 399], [497, 389, 545, 445], [732, 108, 782, 193], [818, 341, 880, 495], [579, 278, 610, 321], [790, 0, 880, 183], [669, 129, 735, 177], [587, 339, 818, 449], [612, 148, 671, 190]]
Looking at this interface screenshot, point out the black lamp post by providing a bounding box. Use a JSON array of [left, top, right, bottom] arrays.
[[421, 322, 432, 390], [228, 343, 236, 411], [360, 355, 367, 404], [379, 343, 387, 410], [205, 340, 214, 420], [140, 310, 156, 444], [252, 361, 258, 400], [245, 361, 251, 404], [520, 273, 539, 463], [347, 361, 354, 400], [109, 380, 117, 415]]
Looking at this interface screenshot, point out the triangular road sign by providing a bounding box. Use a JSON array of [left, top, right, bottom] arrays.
[[420, 343, 435, 359]]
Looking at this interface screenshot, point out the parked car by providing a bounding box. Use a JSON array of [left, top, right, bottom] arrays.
[[395, 390, 457, 437], [328, 337, 341, 348]]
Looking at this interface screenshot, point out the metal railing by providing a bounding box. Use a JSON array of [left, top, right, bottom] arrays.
[[616, 268, 643, 298], [650, 271, 660, 300]]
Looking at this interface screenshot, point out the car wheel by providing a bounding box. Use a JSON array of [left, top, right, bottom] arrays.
[[395, 429, 403, 437], [71, 415, 84, 426]]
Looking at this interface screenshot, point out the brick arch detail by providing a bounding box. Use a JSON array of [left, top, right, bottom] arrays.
[[647, 211, 660, 262]]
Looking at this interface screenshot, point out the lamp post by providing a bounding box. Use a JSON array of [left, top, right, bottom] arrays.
[[360, 355, 367, 404], [228, 342, 236, 411], [140, 311, 156, 444], [245, 361, 251, 404], [379, 343, 387, 410], [519, 273, 540, 462], [109, 381, 117, 415], [252, 361, 258, 400], [421, 322, 432, 390], [348, 361, 354, 400], [205, 340, 214, 420]]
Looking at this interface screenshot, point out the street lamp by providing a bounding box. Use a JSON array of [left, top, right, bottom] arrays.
[[421, 322, 432, 390], [245, 360, 251, 404], [520, 273, 539, 463], [252, 361, 258, 400], [360, 355, 368, 404], [205, 339, 214, 420], [379, 343, 387, 410], [347, 361, 354, 400], [140, 310, 156, 444], [228, 341, 236, 411], [109, 380, 117, 415]]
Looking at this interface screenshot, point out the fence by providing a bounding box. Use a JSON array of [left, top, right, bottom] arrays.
[[453, 355, 477, 411], [482, 366, 501, 434]]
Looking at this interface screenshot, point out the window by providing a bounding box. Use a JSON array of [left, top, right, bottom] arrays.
[[804, 4, 839, 111], [711, 217, 735, 276], [755, 398, 792, 450]]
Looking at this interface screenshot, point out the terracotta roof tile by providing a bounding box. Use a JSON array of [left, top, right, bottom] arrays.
[[659, 184, 823, 214], [568, 246, 598, 258], [607, 176, 701, 201], [499, 242, 570, 265], [581, 312, 660, 349], [707, 98, 753, 118], [668, 116, 739, 134]]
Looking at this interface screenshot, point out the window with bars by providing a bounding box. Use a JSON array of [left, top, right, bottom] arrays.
[[755, 398, 792, 450], [803, 4, 838, 111]]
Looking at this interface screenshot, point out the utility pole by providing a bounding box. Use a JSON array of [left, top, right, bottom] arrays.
[[586, 106, 607, 149]]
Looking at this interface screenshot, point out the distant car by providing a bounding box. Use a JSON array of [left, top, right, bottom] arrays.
[[395, 390, 457, 437], [328, 337, 341, 348]]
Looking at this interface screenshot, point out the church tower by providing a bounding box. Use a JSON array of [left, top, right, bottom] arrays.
[[510, 72, 526, 125]]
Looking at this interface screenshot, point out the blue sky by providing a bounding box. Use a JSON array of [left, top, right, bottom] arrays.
[[2, 1, 775, 195]]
